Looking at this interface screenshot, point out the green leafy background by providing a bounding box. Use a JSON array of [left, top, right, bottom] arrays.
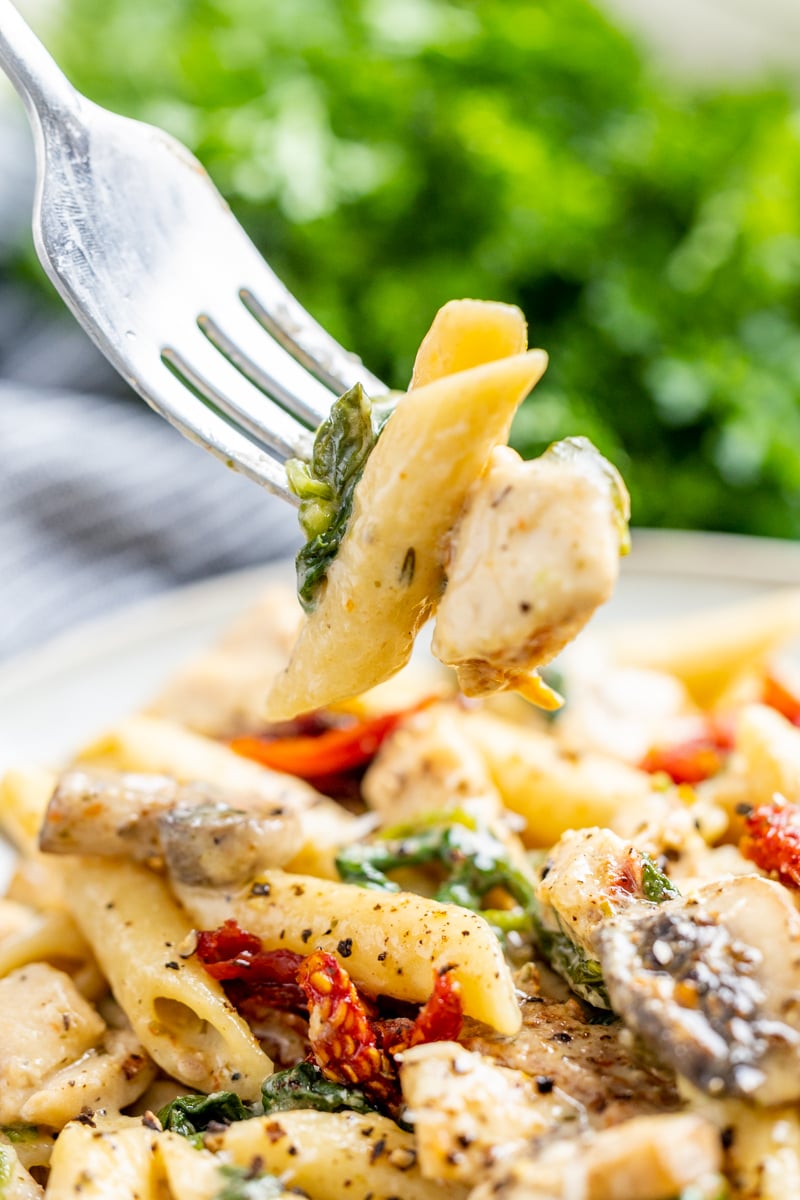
[[46, 0, 800, 536]]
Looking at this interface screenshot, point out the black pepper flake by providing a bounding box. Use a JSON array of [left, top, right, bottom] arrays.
[[76, 1109, 96, 1127], [377, 951, 387, 962], [721, 1126, 735, 1150], [552, 1031, 572, 1044], [337, 938, 353, 958], [535, 1076, 554, 1094], [301, 929, 313, 944], [369, 1137, 387, 1164], [164, 961, 180, 970], [735, 802, 754, 816], [250, 882, 271, 897]]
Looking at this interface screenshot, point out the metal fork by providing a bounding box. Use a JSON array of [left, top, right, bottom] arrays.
[[0, 0, 385, 501]]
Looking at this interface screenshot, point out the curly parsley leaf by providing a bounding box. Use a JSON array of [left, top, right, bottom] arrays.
[[641, 855, 680, 903], [261, 1062, 378, 1116]]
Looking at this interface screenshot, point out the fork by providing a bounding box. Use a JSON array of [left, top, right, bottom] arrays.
[[0, 0, 385, 501]]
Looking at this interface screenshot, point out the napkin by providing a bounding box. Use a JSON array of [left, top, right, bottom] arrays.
[[0, 377, 300, 660]]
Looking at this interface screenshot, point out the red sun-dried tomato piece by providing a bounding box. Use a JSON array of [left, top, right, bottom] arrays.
[[763, 672, 800, 728], [741, 801, 800, 890], [229, 698, 438, 780], [382, 966, 463, 1055], [297, 950, 397, 1102], [639, 715, 734, 785], [196, 920, 306, 1012]]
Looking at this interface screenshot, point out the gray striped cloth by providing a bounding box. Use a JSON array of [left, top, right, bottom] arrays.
[[0, 107, 300, 660], [0, 378, 300, 660]]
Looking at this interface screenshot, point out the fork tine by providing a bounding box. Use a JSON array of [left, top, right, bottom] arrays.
[[162, 326, 315, 462], [198, 308, 335, 431], [142, 364, 297, 501], [240, 285, 387, 399]]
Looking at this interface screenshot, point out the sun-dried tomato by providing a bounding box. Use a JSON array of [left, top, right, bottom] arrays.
[[196, 920, 306, 1012], [229, 698, 437, 780], [297, 950, 397, 1103], [639, 716, 734, 785], [763, 672, 800, 728], [741, 801, 800, 890], [383, 966, 462, 1054]]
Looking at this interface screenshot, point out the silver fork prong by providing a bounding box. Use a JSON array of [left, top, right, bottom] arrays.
[[147, 364, 297, 501], [162, 329, 315, 462], [241, 287, 387, 399], [0, 0, 390, 497], [198, 311, 334, 431]]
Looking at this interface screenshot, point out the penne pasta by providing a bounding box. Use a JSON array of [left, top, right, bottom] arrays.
[[63, 859, 272, 1098], [176, 868, 520, 1035]]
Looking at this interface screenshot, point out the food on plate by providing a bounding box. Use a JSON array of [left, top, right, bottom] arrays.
[[2, 572, 800, 1197], [271, 299, 629, 719]]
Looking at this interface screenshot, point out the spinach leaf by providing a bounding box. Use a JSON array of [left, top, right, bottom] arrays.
[[641, 855, 680, 903], [532, 854, 679, 1009], [261, 1062, 377, 1116], [0, 1125, 38, 1144], [534, 922, 612, 1010], [157, 1091, 252, 1139], [335, 811, 535, 937], [287, 383, 393, 612], [213, 1164, 286, 1200]]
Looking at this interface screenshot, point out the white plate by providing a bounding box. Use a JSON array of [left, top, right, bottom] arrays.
[[2, 529, 800, 776]]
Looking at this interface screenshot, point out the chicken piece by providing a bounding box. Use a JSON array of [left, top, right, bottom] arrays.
[[399, 1041, 568, 1184], [469, 1113, 722, 1200], [598, 874, 800, 1105], [532, 827, 677, 1007], [432, 438, 629, 702], [39, 768, 302, 885], [0, 963, 152, 1127], [362, 702, 504, 826], [463, 993, 679, 1130]]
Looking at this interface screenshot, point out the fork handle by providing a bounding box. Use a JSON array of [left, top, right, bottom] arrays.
[[0, 0, 80, 129]]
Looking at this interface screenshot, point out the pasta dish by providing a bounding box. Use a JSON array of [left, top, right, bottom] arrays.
[[1, 302, 800, 1200]]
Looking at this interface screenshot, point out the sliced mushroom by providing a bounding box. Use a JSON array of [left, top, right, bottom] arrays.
[[597, 874, 800, 1104], [39, 768, 302, 885], [159, 802, 300, 887]]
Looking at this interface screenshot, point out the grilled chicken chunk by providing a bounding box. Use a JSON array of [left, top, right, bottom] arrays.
[[432, 438, 629, 703], [463, 993, 679, 1130]]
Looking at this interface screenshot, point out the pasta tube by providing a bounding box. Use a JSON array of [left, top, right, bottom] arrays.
[[206, 1109, 465, 1200], [176, 869, 520, 1035], [64, 859, 271, 1098], [267, 349, 548, 720]]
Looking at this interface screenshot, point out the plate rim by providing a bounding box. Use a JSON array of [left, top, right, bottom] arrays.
[[0, 528, 799, 704]]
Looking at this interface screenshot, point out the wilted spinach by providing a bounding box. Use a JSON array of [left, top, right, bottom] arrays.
[[335, 810, 535, 937], [157, 1091, 252, 1140], [261, 1062, 378, 1116], [213, 1164, 286, 1200], [287, 384, 394, 612]]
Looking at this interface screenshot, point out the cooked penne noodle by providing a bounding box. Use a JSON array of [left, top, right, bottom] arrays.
[[176, 868, 520, 1034], [267, 349, 548, 720], [63, 859, 272, 1097], [206, 1109, 464, 1200]]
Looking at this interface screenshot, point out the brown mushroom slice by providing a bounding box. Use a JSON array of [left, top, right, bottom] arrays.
[[39, 768, 302, 880], [597, 874, 800, 1105], [158, 803, 300, 887]]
